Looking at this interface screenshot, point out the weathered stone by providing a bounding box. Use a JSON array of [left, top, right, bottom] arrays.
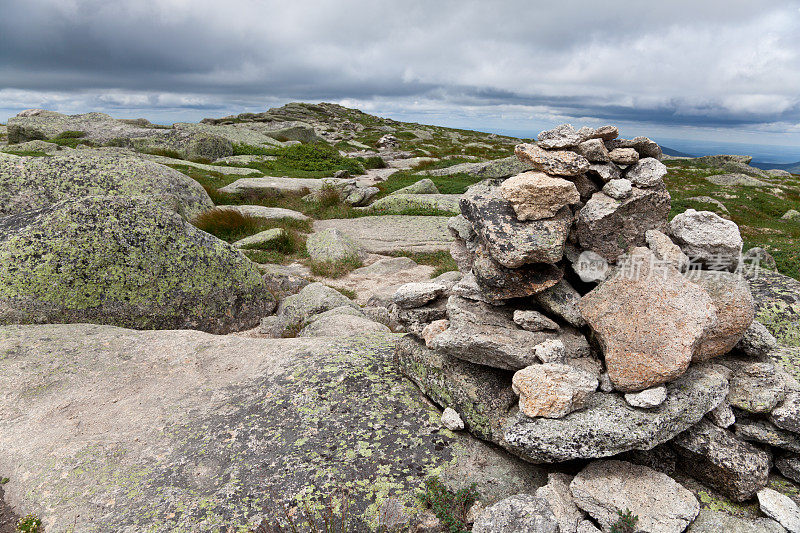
[[233, 228, 286, 249], [587, 162, 621, 182], [669, 209, 744, 270], [576, 138, 610, 162], [515, 143, 590, 177], [569, 460, 699, 533], [333, 256, 436, 307], [534, 340, 567, 364], [743, 247, 777, 271], [645, 229, 689, 270], [577, 520, 602, 533], [1, 139, 60, 154], [535, 473, 584, 533], [579, 248, 717, 391], [687, 509, 787, 533], [431, 296, 589, 370], [606, 137, 662, 160], [261, 266, 310, 301], [447, 214, 476, 241], [708, 401, 736, 428], [735, 418, 800, 452], [0, 151, 214, 218], [532, 280, 587, 328], [473, 495, 559, 533], [758, 489, 800, 533], [313, 216, 453, 254], [673, 418, 771, 501], [601, 178, 632, 199], [537, 123, 583, 150], [421, 319, 449, 346], [576, 185, 671, 263], [306, 227, 365, 263], [472, 244, 563, 300], [512, 363, 597, 419], [777, 456, 800, 484], [573, 173, 600, 202], [298, 313, 390, 337], [745, 269, 800, 355], [710, 173, 769, 187], [499, 171, 580, 221], [461, 181, 572, 267], [728, 362, 786, 413], [772, 393, 800, 434], [624, 386, 667, 409], [441, 407, 465, 431], [216, 204, 310, 221], [513, 310, 560, 332], [503, 365, 729, 463], [783, 210, 800, 222], [275, 282, 358, 335], [0, 196, 274, 333], [392, 178, 439, 195], [608, 147, 639, 165], [391, 281, 448, 309], [424, 155, 534, 180], [689, 270, 755, 360], [365, 193, 460, 214], [625, 157, 667, 187]]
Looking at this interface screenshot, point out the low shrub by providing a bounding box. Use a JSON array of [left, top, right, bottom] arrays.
[[610, 509, 639, 533], [16, 513, 42, 533], [191, 209, 265, 243], [418, 476, 478, 533], [389, 251, 459, 278], [232, 143, 276, 156]]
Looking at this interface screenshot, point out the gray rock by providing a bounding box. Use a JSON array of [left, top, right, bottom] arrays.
[[608, 147, 639, 165], [673, 418, 771, 501], [783, 210, 800, 222], [233, 228, 286, 249], [471, 244, 563, 300], [579, 248, 717, 392], [473, 495, 559, 533], [276, 282, 358, 335], [625, 157, 667, 187], [728, 362, 786, 413], [424, 155, 534, 179], [513, 310, 560, 332], [707, 401, 736, 428], [687, 509, 787, 533], [216, 204, 310, 221], [365, 193, 460, 214], [0, 151, 213, 218], [532, 279, 587, 328], [503, 365, 729, 463], [767, 169, 793, 178], [777, 456, 800, 484], [535, 473, 584, 533], [391, 281, 448, 309], [1, 139, 61, 154], [577, 520, 602, 533], [706, 173, 770, 187], [601, 178, 632, 199], [313, 216, 453, 254], [441, 407, 465, 431], [537, 123, 583, 150], [576, 185, 671, 263], [515, 143, 591, 177], [219, 176, 337, 196], [606, 137, 663, 160], [670, 209, 744, 271], [461, 180, 572, 267], [587, 162, 621, 182], [645, 229, 689, 270], [447, 214, 476, 241], [576, 138, 610, 162], [298, 313, 390, 337], [743, 247, 777, 271], [261, 266, 310, 301], [735, 418, 800, 453], [512, 363, 598, 418], [392, 178, 439, 195], [306, 227, 365, 263], [533, 339, 567, 363], [758, 489, 800, 533], [624, 386, 667, 408], [772, 393, 800, 434], [430, 296, 589, 370], [0, 196, 274, 333], [569, 460, 699, 533], [499, 171, 580, 221]]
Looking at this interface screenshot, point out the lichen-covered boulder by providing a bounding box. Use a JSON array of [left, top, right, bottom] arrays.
[[0, 151, 214, 218], [306, 227, 366, 263], [0, 196, 274, 333], [131, 130, 233, 161]]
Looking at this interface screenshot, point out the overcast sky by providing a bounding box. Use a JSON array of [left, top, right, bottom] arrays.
[[1, 0, 799, 160]]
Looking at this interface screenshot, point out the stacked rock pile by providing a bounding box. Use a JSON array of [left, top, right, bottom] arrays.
[[392, 124, 800, 530]]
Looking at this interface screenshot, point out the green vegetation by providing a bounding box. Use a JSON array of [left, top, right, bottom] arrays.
[[610, 509, 639, 533], [389, 251, 459, 278], [191, 209, 267, 243], [665, 161, 800, 279], [143, 147, 185, 160], [48, 130, 96, 148], [356, 155, 387, 169], [418, 476, 478, 533], [219, 143, 365, 179], [4, 151, 49, 157], [375, 171, 481, 197], [306, 256, 364, 279], [232, 143, 276, 156], [16, 514, 42, 533]]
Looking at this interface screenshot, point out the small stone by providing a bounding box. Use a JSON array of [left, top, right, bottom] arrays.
[[537, 123, 583, 150], [532, 279, 586, 328], [515, 143, 591, 177], [471, 244, 563, 300], [645, 229, 689, 270], [393, 178, 439, 195], [624, 386, 667, 408], [601, 178, 632, 199], [513, 310, 560, 332], [499, 171, 580, 221], [608, 147, 639, 165], [758, 488, 800, 533], [736, 321, 778, 357], [441, 407, 465, 431], [576, 138, 610, 162], [626, 157, 668, 187], [306, 227, 365, 263], [728, 362, 786, 414], [707, 401, 736, 428], [391, 281, 448, 309], [599, 373, 614, 392], [669, 209, 744, 271], [777, 456, 800, 484], [772, 393, 800, 434], [421, 319, 449, 347], [465, 502, 485, 526], [534, 339, 567, 364], [781, 209, 800, 221], [577, 520, 602, 533], [570, 460, 699, 533], [735, 418, 800, 453], [472, 494, 559, 533], [587, 162, 621, 182], [512, 363, 597, 419], [410, 510, 441, 533], [232, 227, 287, 249], [535, 473, 584, 533]]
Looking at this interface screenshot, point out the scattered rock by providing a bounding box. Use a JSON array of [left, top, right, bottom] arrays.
[[275, 282, 358, 334], [569, 460, 699, 533], [298, 313, 390, 337], [233, 227, 286, 248], [771, 393, 800, 434], [499, 171, 580, 221], [441, 407, 465, 431], [392, 281, 448, 308], [515, 143, 590, 177], [587, 162, 621, 182], [513, 310, 560, 332], [472, 494, 559, 533], [624, 386, 667, 409], [727, 362, 786, 414], [534, 340, 567, 364], [601, 178, 632, 199], [758, 488, 800, 533], [706, 173, 769, 187], [777, 456, 800, 484], [576, 138, 610, 162], [532, 280, 587, 328], [512, 363, 597, 418], [424, 155, 534, 179], [365, 193, 460, 214], [313, 216, 453, 254], [392, 178, 439, 195], [216, 205, 310, 221], [670, 209, 744, 271]]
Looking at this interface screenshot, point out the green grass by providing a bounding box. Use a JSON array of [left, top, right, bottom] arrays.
[[389, 251, 459, 278], [232, 143, 276, 156], [47, 130, 97, 148], [306, 256, 364, 278], [664, 161, 800, 280], [218, 143, 366, 179], [356, 155, 387, 169], [4, 150, 49, 157]]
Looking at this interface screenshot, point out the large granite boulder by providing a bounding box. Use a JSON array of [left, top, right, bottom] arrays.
[[0, 196, 273, 333], [0, 152, 213, 218], [461, 181, 572, 268], [579, 248, 717, 392], [690, 270, 755, 360], [576, 185, 671, 263]]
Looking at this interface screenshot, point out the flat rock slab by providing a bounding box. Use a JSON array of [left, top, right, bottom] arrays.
[[219, 176, 334, 195], [365, 194, 461, 214], [0, 324, 542, 531], [313, 216, 454, 254], [217, 204, 310, 221]]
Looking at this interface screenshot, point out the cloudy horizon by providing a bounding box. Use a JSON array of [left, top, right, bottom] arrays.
[[2, 0, 799, 162]]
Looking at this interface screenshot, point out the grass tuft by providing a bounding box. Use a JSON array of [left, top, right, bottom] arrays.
[[306, 256, 364, 279], [389, 251, 458, 278], [418, 476, 478, 533]]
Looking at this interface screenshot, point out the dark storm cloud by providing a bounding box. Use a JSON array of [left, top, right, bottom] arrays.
[[1, 0, 799, 138]]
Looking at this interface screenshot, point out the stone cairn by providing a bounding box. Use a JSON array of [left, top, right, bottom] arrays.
[[391, 124, 799, 531]]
